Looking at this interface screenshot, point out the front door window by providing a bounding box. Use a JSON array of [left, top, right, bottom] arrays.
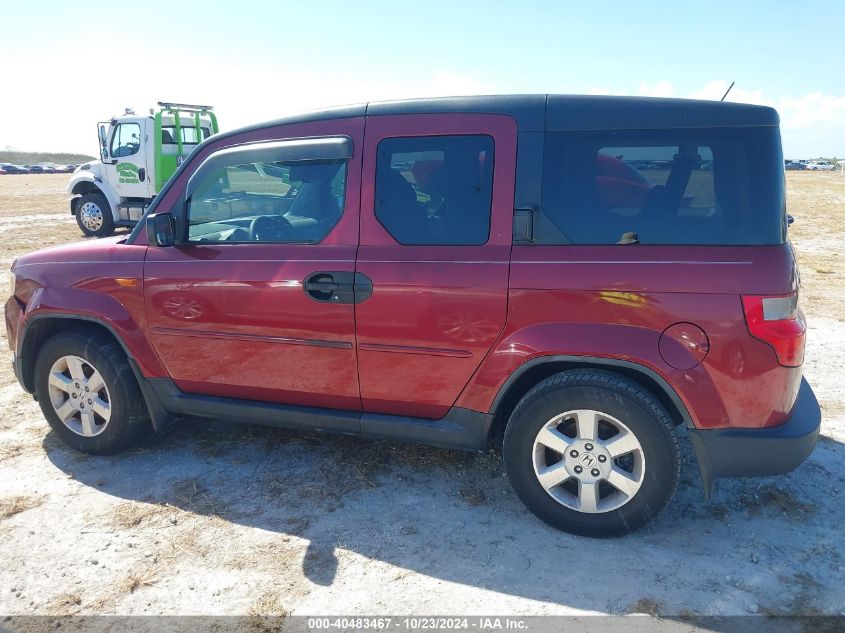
[[186, 159, 346, 243]]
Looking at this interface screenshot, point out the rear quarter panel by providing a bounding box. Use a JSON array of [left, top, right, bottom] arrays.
[[456, 244, 802, 429]]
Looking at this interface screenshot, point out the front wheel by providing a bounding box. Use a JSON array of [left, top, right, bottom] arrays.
[[503, 370, 680, 537], [75, 193, 115, 237], [34, 331, 151, 454]]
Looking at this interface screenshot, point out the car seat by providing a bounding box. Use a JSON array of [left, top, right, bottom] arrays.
[[377, 169, 426, 242]]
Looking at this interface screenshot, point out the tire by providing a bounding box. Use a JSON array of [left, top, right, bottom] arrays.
[[75, 192, 115, 237], [34, 331, 151, 454], [503, 369, 680, 537]]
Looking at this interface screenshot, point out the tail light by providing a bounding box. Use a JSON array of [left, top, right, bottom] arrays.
[[741, 292, 805, 367]]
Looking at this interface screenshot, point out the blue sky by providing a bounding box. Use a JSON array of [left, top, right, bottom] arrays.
[[2, 0, 844, 157]]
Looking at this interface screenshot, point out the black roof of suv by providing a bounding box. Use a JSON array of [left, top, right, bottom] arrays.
[[216, 95, 779, 141]]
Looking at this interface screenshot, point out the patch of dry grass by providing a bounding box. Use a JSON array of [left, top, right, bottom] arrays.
[[86, 564, 161, 612], [247, 590, 289, 633], [249, 590, 289, 616], [47, 592, 82, 613], [678, 608, 701, 621], [109, 502, 168, 529], [629, 597, 663, 616], [164, 522, 213, 560], [459, 485, 487, 506], [222, 538, 301, 572], [757, 572, 841, 627], [118, 566, 159, 595], [170, 478, 229, 516], [257, 434, 501, 515], [0, 494, 45, 520], [0, 443, 26, 461], [740, 484, 817, 518]]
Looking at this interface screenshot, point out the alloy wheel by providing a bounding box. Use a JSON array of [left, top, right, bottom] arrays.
[[47, 355, 112, 437], [532, 409, 645, 513]]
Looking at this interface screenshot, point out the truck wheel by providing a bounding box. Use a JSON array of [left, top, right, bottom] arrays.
[[503, 369, 680, 537], [34, 331, 151, 454], [76, 193, 115, 237]]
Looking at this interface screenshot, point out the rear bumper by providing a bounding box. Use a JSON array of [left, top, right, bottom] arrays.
[[688, 378, 821, 497]]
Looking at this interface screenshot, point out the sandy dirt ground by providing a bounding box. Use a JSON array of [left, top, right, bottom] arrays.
[[0, 173, 843, 626]]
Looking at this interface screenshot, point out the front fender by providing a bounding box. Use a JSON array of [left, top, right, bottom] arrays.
[[67, 170, 97, 195], [68, 171, 120, 219], [17, 291, 174, 434], [20, 285, 165, 381]]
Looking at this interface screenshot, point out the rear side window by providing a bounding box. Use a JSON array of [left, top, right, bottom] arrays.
[[161, 126, 211, 145], [541, 127, 785, 245], [375, 135, 494, 245]]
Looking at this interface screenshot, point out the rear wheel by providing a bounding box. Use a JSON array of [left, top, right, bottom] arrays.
[[76, 193, 114, 237], [34, 331, 151, 454], [503, 369, 680, 537]]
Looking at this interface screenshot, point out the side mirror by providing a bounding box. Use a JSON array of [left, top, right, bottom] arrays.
[[98, 124, 110, 163], [146, 213, 175, 247]]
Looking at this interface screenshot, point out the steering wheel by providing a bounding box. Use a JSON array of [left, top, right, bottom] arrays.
[[248, 215, 295, 242]]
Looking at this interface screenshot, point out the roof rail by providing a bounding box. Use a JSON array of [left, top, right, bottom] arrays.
[[157, 102, 214, 112]]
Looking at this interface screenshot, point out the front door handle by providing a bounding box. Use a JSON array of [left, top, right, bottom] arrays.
[[304, 278, 345, 293], [304, 272, 372, 304]]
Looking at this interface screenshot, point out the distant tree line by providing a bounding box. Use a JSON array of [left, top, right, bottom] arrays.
[[0, 151, 96, 165]]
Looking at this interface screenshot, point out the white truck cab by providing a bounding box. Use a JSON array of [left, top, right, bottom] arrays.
[[68, 103, 219, 236]]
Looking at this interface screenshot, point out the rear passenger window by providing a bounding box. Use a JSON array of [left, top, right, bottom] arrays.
[[541, 128, 785, 245], [375, 135, 494, 245], [161, 126, 211, 144]]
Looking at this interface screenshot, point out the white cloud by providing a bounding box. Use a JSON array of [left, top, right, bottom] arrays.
[[693, 81, 845, 157], [637, 81, 675, 98]]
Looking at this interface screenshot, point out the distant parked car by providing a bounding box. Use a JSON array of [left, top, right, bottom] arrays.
[[27, 165, 51, 174], [0, 163, 30, 174], [63, 165, 77, 173], [807, 161, 836, 171], [785, 162, 807, 170]]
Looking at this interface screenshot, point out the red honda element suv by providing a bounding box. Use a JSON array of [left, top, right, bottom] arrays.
[[5, 95, 821, 536]]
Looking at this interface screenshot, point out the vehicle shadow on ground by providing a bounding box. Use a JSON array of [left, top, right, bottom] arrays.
[[43, 418, 845, 620]]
